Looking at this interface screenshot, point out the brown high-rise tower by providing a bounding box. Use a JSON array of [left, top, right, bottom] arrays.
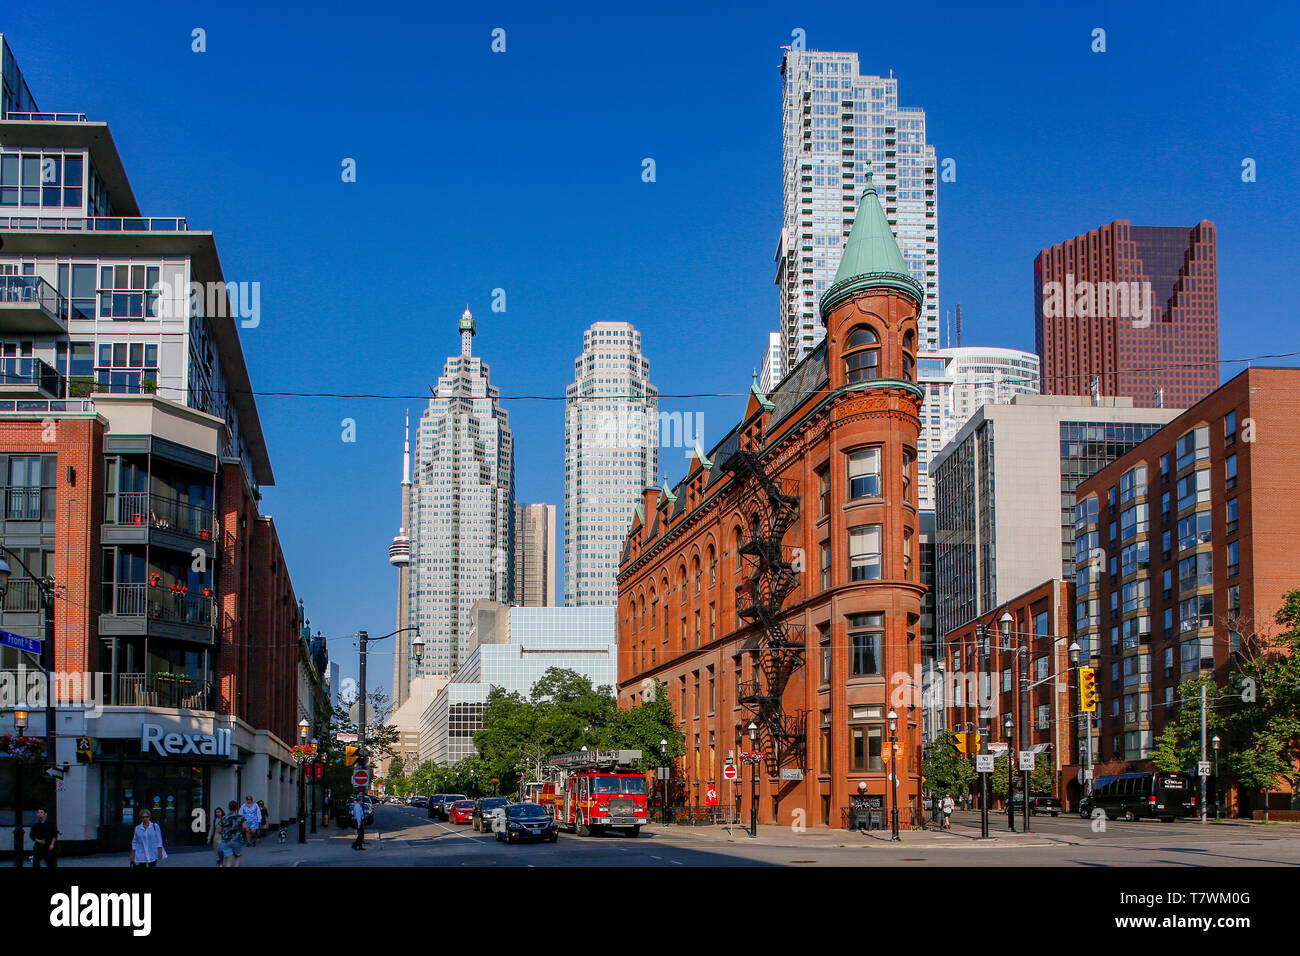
[[1034, 221, 1218, 409]]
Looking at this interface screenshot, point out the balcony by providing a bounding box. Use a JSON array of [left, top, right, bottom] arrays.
[[0, 276, 83, 333], [111, 492, 219, 543], [116, 672, 211, 710], [0, 216, 187, 232], [110, 582, 214, 628], [0, 577, 42, 612], [0, 357, 63, 399]]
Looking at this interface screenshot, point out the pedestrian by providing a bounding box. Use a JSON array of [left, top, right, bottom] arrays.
[[256, 799, 269, 840], [210, 807, 226, 866], [350, 791, 367, 850], [218, 800, 247, 867], [30, 808, 59, 867], [941, 793, 955, 830], [239, 795, 261, 846], [129, 810, 167, 867]]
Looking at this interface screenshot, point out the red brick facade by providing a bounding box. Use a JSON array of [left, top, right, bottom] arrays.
[[618, 207, 927, 829]]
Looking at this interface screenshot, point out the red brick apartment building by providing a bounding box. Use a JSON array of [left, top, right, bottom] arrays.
[[1034, 221, 1218, 409], [1074, 368, 1300, 815], [0, 39, 326, 854], [943, 579, 1080, 805], [618, 177, 926, 830]]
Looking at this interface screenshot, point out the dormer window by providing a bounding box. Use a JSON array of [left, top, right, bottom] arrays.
[[844, 326, 880, 383]]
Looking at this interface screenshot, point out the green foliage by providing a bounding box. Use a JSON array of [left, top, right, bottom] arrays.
[[1150, 725, 1182, 773], [923, 730, 976, 797]]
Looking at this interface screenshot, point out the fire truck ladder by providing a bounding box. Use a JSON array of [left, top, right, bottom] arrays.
[[724, 449, 807, 770]]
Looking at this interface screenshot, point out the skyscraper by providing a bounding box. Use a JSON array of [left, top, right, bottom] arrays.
[[1034, 220, 1219, 409], [564, 321, 658, 606], [513, 502, 557, 607], [773, 50, 939, 379], [397, 308, 515, 693], [758, 331, 782, 394], [389, 410, 414, 707]]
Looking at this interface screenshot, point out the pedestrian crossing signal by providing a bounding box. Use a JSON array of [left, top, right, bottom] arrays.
[[1079, 667, 1098, 713]]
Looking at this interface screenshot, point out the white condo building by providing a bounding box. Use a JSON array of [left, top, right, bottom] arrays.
[[397, 308, 515, 692], [564, 322, 658, 606], [773, 50, 939, 379], [916, 347, 1041, 505], [758, 331, 782, 394]]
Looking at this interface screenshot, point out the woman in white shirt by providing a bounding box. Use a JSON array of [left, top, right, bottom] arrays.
[[130, 810, 167, 867]]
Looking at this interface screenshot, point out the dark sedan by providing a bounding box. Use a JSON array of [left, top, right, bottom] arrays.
[[473, 796, 511, 832], [497, 802, 559, 844]]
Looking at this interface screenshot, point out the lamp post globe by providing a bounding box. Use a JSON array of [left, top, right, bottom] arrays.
[[11, 702, 28, 867], [886, 709, 900, 841]]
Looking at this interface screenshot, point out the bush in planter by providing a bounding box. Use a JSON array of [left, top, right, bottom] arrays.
[[68, 376, 98, 398]]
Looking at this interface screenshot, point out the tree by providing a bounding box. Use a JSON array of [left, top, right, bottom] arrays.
[[600, 680, 684, 765], [922, 731, 975, 798], [1223, 589, 1300, 819], [1150, 725, 1182, 773]]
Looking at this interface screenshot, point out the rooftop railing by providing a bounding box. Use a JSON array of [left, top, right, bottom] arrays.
[[3, 111, 89, 122], [0, 216, 188, 232]]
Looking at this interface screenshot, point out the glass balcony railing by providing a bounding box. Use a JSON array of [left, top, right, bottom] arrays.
[[3, 111, 89, 122], [0, 275, 88, 321], [0, 357, 64, 396], [116, 672, 212, 710], [111, 492, 218, 540], [0, 216, 188, 232], [111, 583, 214, 627]]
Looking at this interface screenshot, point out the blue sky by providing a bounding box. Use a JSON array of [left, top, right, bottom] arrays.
[[5, 0, 1297, 695]]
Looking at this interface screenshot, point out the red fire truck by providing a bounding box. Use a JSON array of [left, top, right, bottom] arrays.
[[538, 749, 649, 837]]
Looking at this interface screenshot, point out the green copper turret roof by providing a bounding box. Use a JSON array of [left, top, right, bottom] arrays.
[[818, 170, 924, 317]]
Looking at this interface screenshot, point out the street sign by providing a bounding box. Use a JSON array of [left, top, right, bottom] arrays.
[[722, 764, 738, 781], [975, 754, 995, 773], [706, 785, 718, 806], [351, 768, 370, 789], [779, 768, 803, 781], [1018, 751, 1036, 771], [0, 628, 41, 654], [1198, 760, 1211, 776]]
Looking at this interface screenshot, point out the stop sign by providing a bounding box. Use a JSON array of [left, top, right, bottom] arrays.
[[723, 763, 738, 781], [351, 768, 370, 789]]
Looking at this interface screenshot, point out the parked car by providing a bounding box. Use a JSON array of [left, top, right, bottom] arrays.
[[410, 795, 429, 808], [430, 794, 467, 820], [1009, 791, 1062, 816], [473, 796, 511, 832], [1078, 771, 1195, 822], [497, 802, 559, 844], [448, 799, 477, 825]]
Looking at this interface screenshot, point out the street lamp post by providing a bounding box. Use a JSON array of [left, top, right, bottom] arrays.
[[887, 709, 900, 841], [1004, 713, 1015, 832], [1212, 735, 1221, 821], [0, 551, 58, 842], [297, 719, 309, 844], [310, 737, 318, 833], [10, 702, 28, 867], [659, 737, 670, 827], [747, 721, 758, 839], [355, 627, 423, 765]]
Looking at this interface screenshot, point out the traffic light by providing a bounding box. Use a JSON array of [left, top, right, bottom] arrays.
[[345, 745, 359, 767], [1079, 667, 1098, 713], [954, 732, 982, 754]]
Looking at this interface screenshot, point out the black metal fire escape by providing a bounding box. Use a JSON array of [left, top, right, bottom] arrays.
[[723, 449, 807, 770]]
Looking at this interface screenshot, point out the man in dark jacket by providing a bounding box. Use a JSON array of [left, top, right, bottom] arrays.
[[30, 809, 59, 867]]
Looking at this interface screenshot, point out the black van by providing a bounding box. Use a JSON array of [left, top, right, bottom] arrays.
[[1078, 771, 1196, 822]]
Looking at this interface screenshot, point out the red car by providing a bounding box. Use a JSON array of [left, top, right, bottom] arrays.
[[448, 800, 476, 824]]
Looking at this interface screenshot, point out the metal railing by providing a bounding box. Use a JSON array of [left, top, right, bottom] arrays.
[[0, 578, 41, 612], [5, 487, 43, 520], [0, 216, 187, 232], [117, 672, 211, 709], [4, 111, 88, 122], [0, 399, 95, 415], [111, 582, 214, 627], [0, 275, 74, 320], [0, 357, 63, 396], [113, 492, 218, 540]]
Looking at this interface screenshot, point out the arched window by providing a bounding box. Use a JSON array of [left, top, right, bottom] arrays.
[[844, 326, 880, 383], [692, 556, 701, 595], [707, 545, 716, 587], [732, 528, 743, 573], [902, 329, 916, 382]]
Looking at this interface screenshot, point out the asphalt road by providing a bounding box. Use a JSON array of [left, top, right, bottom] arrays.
[[312, 804, 1300, 867]]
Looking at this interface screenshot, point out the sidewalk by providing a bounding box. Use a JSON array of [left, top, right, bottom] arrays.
[[54, 821, 397, 868], [650, 817, 1063, 850]]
